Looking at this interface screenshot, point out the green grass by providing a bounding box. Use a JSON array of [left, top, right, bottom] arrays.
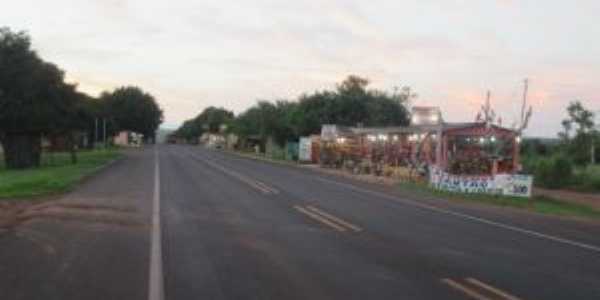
[[0, 150, 121, 199], [397, 181, 600, 220]]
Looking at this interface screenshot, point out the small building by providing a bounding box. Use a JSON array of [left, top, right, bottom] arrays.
[[299, 135, 321, 163], [225, 133, 239, 150], [114, 131, 143, 147], [200, 133, 226, 149]]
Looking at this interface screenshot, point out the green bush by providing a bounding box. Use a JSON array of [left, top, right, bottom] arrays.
[[521, 154, 539, 174], [534, 156, 573, 189], [572, 166, 600, 192]]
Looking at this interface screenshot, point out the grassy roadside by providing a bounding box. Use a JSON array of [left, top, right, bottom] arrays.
[[397, 181, 600, 220], [0, 150, 122, 199]]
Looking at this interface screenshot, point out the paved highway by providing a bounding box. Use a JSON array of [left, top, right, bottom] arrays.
[[2, 145, 600, 299]]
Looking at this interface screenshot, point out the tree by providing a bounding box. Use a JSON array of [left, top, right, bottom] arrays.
[[173, 106, 234, 142], [193, 106, 234, 133], [565, 101, 594, 135], [101, 86, 163, 142], [231, 101, 276, 150], [559, 101, 596, 165], [173, 119, 202, 142], [46, 84, 94, 164], [231, 75, 411, 148], [293, 91, 338, 136], [270, 101, 299, 146], [365, 91, 410, 127], [0, 28, 81, 168]]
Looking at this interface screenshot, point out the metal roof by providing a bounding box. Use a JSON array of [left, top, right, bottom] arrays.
[[322, 122, 516, 136], [349, 122, 486, 135]]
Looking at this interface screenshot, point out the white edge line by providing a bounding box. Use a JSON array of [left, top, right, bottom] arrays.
[[316, 177, 600, 253], [149, 147, 164, 300]]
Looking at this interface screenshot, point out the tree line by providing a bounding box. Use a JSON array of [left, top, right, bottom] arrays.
[[0, 27, 163, 169], [174, 75, 414, 148]]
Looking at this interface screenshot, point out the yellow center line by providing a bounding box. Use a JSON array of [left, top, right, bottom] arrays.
[[441, 278, 493, 300], [306, 206, 363, 232], [246, 180, 273, 194], [294, 206, 347, 232], [466, 278, 523, 300], [253, 180, 279, 194], [201, 157, 277, 194]]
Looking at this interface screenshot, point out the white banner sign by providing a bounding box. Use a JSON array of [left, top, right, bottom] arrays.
[[430, 167, 533, 198]]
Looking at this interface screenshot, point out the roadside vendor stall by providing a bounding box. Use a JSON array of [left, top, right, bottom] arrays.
[[318, 106, 533, 197], [319, 125, 360, 168], [438, 123, 520, 175]]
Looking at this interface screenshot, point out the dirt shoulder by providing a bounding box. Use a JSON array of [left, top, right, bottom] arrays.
[[534, 187, 600, 211]]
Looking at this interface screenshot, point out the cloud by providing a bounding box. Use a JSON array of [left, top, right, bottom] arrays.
[[2, 0, 599, 137]]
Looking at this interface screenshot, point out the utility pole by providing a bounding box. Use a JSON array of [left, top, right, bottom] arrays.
[[592, 110, 599, 165], [592, 138, 596, 165], [520, 78, 529, 127], [486, 90, 491, 122], [481, 90, 495, 127], [94, 118, 98, 149], [103, 118, 107, 150], [516, 78, 532, 135]]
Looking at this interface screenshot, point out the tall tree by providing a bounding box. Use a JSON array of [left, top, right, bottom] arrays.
[[0, 28, 80, 168], [560, 101, 596, 165], [173, 106, 234, 142], [101, 86, 164, 142], [233, 75, 411, 146], [193, 106, 234, 133]]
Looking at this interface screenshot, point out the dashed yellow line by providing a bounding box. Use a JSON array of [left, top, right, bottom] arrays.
[[253, 180, 280, 194], [294, 206, 347, 232], [306, 206, 363, 232], [198, 156, 279, 194], [466, 278, 522, 300], [442, 278, 524, 300], [246, 180, 272, 194], [441, 278, 492, 300]]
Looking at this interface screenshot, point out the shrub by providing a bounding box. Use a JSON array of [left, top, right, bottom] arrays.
[[572, 166, 600, 192], [521, 154, 539, 174], [534, 156, 573, 189]]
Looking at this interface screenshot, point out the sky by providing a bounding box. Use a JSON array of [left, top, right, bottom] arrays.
[[2, 0, 599, 137]]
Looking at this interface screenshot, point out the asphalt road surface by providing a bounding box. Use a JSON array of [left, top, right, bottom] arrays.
[[2, 145, 600, 300]]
